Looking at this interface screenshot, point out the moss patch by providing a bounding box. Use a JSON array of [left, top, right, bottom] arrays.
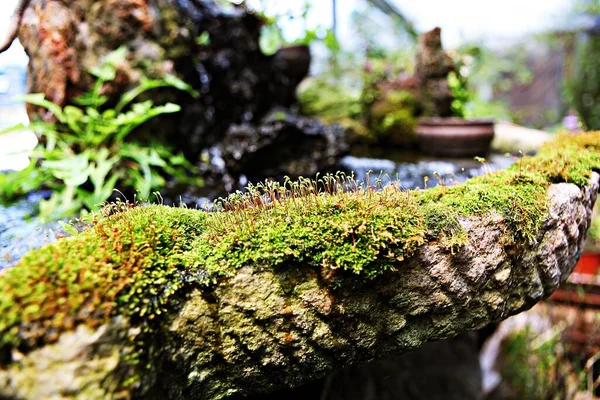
[[0, 132, 599, 361], [189, 185, 428, 281], [0, 206, 206, 351]]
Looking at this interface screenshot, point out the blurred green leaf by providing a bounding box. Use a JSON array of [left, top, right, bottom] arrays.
[[58, 220, 79, 236], [20, 94, 67, 123], [0, 46, 202, 220], [196, 31, 211, 47]]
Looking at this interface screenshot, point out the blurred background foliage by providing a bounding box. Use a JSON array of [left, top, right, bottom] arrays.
[[567, 2, 600, 130], [246, 0, 600, 133]]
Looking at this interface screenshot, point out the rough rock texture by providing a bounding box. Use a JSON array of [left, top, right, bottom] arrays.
[[0, 173, 596, 399], [249, 332, 483, 400], [0, 318, 132, 399], [17, 0, 347, 183], [201, 108, 348, 191], [414, 27, 455, 117]]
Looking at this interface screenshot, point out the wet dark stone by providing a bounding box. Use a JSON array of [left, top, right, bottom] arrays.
[[240, 333, 482, 400], [219, 108, 349, 183], [171, 0, 302, 157]]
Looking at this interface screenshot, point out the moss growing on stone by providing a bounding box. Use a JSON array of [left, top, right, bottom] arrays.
[[0, 206, 206, 351], [188, 183, 428, 281], [0, 132, 599, 360], [520, 133, 600, 186], [416, 170, 549, 243]]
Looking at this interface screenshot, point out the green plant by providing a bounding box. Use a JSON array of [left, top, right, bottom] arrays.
[[589, 213, 600, 245], [0, 47, 202, 221], [567, 32, 600, 130], [257, 1, 337, 56], [368, 89, 419, 144], [497, 304, 600, 400], [448, 71, 469, 118], [499, 327, 567, 399], [449, 43, 531, 122], [298, 77, 374, 143], [298, 78, 362, 118]]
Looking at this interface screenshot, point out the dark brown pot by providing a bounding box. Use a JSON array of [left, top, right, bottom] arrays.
[[272, 45, 311, 84], [416, 118, 495, 157]]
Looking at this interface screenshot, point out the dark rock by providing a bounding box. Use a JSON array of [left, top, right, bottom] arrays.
[[247, 333, 483, 400], [211, 108, 348, 188]]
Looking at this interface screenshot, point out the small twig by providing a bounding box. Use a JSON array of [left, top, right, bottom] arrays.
[[0, 0, 31, 54]]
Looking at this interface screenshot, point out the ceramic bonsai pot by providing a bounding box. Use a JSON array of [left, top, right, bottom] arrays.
[[416, 117, 495, 157], [272, 45, 311, 84]]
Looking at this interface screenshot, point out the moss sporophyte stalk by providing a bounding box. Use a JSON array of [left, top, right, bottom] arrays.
[[0, 132, 599, 364]]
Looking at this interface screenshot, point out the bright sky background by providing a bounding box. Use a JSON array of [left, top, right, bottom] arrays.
[[0, 0, 575, 67], [0, 0, 27, 66], [249, 0, 575, 48]]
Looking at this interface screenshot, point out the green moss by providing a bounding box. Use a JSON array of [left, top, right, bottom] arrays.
[[520, 134, 600, 186], [0, 131, 599, 366], [0, 206, 206, 350], [420, 201, 467, 250], [188, 186, 428, 281], [416, 171, 549, 243]]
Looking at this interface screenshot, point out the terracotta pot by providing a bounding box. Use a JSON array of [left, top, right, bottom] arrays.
[[416, 118, 495, 157]]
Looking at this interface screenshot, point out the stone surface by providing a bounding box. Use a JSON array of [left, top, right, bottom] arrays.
[[0, 318, 133, 399], [492, 121, 552, 154], [1, 173, 596, 399], [217, 108, 348, 184], [414, 27, 454, 117]]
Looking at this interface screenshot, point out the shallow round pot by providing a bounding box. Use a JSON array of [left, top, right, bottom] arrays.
[[416, 118, 495, 157]]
